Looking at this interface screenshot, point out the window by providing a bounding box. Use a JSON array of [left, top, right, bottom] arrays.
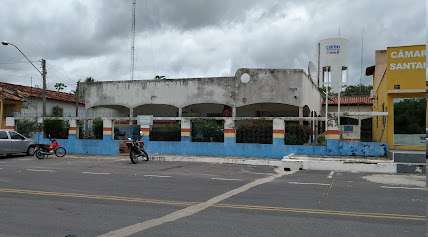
[[150, 120, 181, 142], [9, 131, 25, 140], [393, 97, 426, 145], [0, 131, 8, 139], [191, 120, 224, 143], [51, 106, 64, 117]]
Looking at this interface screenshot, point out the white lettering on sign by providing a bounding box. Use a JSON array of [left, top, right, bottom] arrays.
[[390, 50, 425, 59], [390, 62, 426, 70]]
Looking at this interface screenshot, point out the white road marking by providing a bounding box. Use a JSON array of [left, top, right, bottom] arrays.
[[82, 172, 112, 175], [97, 168, 295, 237], [113, 159, 129, 162], [0, 168, 3, 170], [288, 181, 330, 186], [26, 169, 55, 173], [380, 186, 426, 191], [143, 175, 172, 178], [211, 177, 242, 181], [253, 172, 274, 175], [328, 171, 334, 179]]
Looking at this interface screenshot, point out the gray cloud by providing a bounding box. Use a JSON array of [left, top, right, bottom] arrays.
[[0, 0, 424, 91]]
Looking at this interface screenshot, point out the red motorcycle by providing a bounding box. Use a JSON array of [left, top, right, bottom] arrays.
[[34, 138, 67, 159]]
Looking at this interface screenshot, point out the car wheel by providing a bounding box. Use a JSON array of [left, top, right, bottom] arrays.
[[27, 146, 36, 156]]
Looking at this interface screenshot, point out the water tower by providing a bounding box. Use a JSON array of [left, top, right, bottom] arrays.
[[318, 38, 348, 92], [318, 37, 349, 133]]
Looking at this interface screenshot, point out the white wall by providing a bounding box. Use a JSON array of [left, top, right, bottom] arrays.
[[323, 105, 372, 114], [82, 68, 323, 117], [20, 98, 85, 117]]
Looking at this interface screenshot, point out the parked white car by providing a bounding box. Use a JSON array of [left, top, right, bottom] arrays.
[[0, 130, 34, 156]]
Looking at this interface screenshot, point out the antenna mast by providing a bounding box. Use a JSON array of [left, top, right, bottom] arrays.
[[130, 0, 136, 80]]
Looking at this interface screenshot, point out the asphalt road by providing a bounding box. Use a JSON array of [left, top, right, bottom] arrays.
[[0, 155, 425, 237]]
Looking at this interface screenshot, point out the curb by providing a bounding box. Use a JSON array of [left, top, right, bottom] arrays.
[[284, 155, 397, 174], [150, 155, 398, 174], [150, 155, 285, 167]]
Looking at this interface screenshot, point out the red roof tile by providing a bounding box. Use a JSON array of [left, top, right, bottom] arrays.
[[323, 96, 372, 105], [0, 82, 84, 105], [1, 87, 25, 101]]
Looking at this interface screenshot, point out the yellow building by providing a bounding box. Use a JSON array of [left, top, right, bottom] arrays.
[[367, 44, 426, 152]]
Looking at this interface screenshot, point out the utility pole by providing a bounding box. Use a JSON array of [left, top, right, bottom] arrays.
[[75, 81, 80, 117], [130, 0, 136, 81], [41, 58, 47, 117]]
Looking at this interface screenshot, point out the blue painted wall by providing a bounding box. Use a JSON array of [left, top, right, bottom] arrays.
[[33, 133, 387, 158], [143, 137, 386, 159], [33, 133, 120, 156]]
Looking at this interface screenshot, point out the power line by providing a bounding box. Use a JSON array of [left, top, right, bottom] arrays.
[[0, 60, 40, 65]]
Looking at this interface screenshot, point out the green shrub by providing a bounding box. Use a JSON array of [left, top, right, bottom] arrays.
[[93, 118, 103, 139], [191, 119, 224, 142], [43, 119, 69, 139], [317, 134, 326, 145], [16, 119, 39, 138], [284, 123, 311, 145]]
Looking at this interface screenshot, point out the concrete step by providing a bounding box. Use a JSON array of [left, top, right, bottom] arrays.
[[396, 163, 426, 175], [283, 156, 396, 174], [389, 150, 426, 163]]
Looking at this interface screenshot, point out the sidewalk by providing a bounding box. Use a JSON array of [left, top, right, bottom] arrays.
[[65, 153, 422, 174]]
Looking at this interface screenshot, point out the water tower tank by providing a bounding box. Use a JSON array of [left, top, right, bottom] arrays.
[[319, 38, 348, 93]]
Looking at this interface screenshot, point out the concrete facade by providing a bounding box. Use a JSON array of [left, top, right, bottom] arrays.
[[82, 68, 322, 118]]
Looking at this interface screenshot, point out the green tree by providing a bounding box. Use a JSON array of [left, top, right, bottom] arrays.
[[342, 84, 372, 96], [394, 98, 426, 134], [84, 77, 95, 83], [54, 82, 67, 92], [319, 86, 337, 99]]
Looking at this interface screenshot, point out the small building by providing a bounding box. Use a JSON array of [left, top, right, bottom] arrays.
[[0, 82, 85, 128], [323, 95, 373, 141], [366, 44, 426, 152]]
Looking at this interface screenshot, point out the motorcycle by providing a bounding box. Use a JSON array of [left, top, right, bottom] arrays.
[[34, 138, 67, 159], [128, 137, 149, 164]]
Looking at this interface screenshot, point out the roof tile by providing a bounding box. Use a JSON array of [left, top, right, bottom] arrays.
[[0, 82, 84, 104], [323, 96, 372, 105]]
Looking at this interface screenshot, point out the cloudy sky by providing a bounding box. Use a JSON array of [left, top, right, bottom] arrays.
[[0, 0, 425, 92]]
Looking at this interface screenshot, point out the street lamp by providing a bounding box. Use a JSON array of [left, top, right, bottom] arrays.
[[1, 41, 47, 117]]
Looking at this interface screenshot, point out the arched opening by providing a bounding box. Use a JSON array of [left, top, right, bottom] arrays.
[[182, 103, 230, 142], [182, 103, 232, 117], [236, 103, 298, 144], [237, 103, 299, 117], [133, 104, 179, 117], [134, 104, 180, 141], [87, 105, 130, 117], [302, 105, 311, 117]]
